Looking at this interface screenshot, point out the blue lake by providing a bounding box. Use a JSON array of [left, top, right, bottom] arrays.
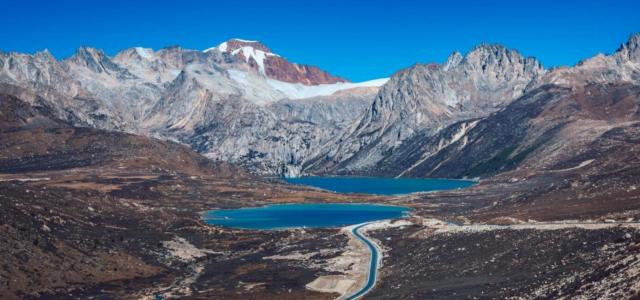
[[203, 203, 410, 230], [284, 176, 476, 195]]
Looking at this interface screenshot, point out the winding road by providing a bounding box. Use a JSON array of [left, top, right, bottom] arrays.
[[344, 223, 380, 300], [338, 218, 640, 299]]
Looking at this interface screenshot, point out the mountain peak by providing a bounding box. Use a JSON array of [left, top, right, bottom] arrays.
[[204, 38, 272, 54], [69, 46, 106, 67], [470, 43, 508, 51], [463, 43, 544, 75], [133, 47, 154, 59], [204, 39, 278, 75], [74, 46, 105, 58], [34, 49, 55, 61], [114, 47, 156, 62], [68, 46, 130, 76], [466, 43, 517, 60], [615, 32, 640, 62], [221, 38, 272, 53], [204, 38, 347, 85], [443, 51, 463, 71], [623, 32, 640, 49]]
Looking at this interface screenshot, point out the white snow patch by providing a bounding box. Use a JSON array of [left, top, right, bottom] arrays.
[[231, 38, 258, 43], [204, 42, 283, 74], [134, 47, 153, 59], [202, 39, 272, 57], [217, 41, 227, 52], [229, 46, 280, 75], [226, 69, 286, 105], [225, 70, 388, 102], [266, 77, 389, 100], [203, 46, 218, 53], [227, 69, 251, 86], [233, 46, 267, 74]]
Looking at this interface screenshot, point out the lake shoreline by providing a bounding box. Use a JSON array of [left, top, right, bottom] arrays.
[[202, 203, 411, 231], [284, 176, 476, 195]]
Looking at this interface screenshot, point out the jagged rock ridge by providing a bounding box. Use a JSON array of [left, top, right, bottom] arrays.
[[2, 34, 640, 177], [0, 40, 384, 176], [304, 43, 546, 175]]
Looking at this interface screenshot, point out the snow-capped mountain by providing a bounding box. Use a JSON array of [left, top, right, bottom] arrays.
[[0, 39, 385, 176], [2, 34, 639, 177], [206, 38, 347, 85]]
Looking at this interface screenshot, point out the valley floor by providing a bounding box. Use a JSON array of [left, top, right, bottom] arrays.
[[0, 166, 382, 299], [2, 163, 640, 299]]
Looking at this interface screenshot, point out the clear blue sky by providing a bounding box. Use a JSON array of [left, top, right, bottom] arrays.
[[1, 0, 639, 81]]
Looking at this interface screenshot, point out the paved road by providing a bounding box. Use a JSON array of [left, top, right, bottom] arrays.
[[345, 223, 379, 300]]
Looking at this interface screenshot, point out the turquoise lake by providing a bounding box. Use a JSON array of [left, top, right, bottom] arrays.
[[284, 176, 476, 195], [203, 177, 474, 230], [203, 203, 410, 230]]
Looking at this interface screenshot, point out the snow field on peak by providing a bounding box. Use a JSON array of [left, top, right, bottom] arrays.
[[134, 47, 153, 59], [265, 75, 388, 100], [225, 70, 387, 104], [231, 46, 277, 75]]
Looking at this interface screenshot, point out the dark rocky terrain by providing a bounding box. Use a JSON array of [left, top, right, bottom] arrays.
[[371, 82, 640, 179], [0, 94, 382, 299], [369, 224, 640, 299]]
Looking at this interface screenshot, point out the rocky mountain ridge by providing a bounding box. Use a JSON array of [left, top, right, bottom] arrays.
[[0, 39, 385, 176], [303, 43, 546, 175], [1, 34, 639, 177], [352, 33, 640, 179]]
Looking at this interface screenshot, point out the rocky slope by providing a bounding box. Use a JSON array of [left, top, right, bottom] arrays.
[[0, 93, 237, 175], [369, 221, 640, 299], [0, 40, 386, 176], [368, 33, 640, 179], [303, 44, 545, 175]]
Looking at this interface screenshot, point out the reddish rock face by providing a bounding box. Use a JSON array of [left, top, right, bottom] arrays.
[[263, 56, 348, 85], [220, 39, 348, 85], [224, 39, 272, 53]]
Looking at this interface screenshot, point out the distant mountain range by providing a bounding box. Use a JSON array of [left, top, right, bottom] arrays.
[[1, 34, 639, 178]]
